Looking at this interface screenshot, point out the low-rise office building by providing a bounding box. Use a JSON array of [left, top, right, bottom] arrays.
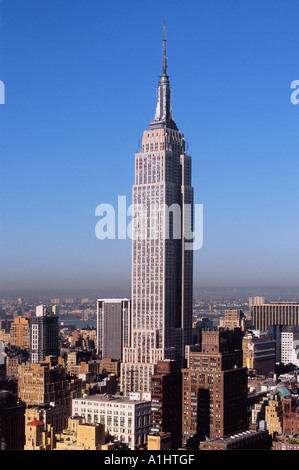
[[72, 393, 151, 450]]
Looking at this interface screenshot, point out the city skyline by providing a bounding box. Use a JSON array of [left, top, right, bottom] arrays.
[[1, 0, 299, 295]]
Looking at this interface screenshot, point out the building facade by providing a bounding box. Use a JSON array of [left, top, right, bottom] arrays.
[[72, 393, 151, 450], [282, 396, 299, 436], [9, 317, 30, 349], [96, 298, 131, 361], [5, 349, 29, 380], [219, 309, 250, 331], [249, 296, 265, 308], [251, 302, 299, 332], [24, 418, 54, 450], [264, 394, 283, 436], [18, 361, 83, 413], [121, 25, 193, 394]]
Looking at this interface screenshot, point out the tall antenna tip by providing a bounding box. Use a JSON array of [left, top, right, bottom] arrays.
[[162, 20, 167, 75]]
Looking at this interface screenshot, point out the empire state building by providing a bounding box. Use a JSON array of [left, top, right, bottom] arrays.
[[121, 25, 193, 394]]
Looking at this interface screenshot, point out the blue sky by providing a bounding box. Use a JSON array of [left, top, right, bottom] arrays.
[[0, 0, 299, 294]]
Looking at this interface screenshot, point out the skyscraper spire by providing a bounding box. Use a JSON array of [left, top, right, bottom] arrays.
[[162, 19, 167, 75], [149, 22, 178, 130]]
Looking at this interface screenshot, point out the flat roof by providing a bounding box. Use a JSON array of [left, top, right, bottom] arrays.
[[206, 429, 266, 445], [73, 394, 149, 406]]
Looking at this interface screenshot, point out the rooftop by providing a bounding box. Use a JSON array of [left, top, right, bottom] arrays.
[[74, 394, 150, 406], [27, 418, 44, 427], [205, 429, 267, 445]]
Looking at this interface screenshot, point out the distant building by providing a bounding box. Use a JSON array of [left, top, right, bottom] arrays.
[[29, 305, 59, 363], [97, 299, 131, 361], [9, 317, 30, 349], [251, 301, 299, 332], [219, 310, 250, 331], [249, 297, 265, 308], [72, 393, 151, 450]]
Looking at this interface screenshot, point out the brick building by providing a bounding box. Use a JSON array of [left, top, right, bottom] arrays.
[[18, 361, 84, 414], [182, 329, 248, 445], [150, 360, 182, 449], [282, 396, 299, 435], [9, 317, 30, 349]]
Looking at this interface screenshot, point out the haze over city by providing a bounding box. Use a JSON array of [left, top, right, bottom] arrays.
[[1, 0, 299, 296]]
